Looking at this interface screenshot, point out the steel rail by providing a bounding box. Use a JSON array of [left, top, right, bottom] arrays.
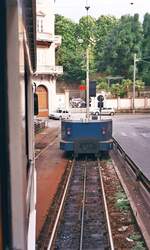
[[98, 159, 115, 250], [79, 162, 87, 250], [47, 159, 75, 250], [113, 138, 150, 192]]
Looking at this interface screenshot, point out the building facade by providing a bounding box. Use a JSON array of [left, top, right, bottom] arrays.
[[34, 0, 63, 117]]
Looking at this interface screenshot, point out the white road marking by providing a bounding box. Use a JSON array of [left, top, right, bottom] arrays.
[[141, 133, 150, 138], [121, 132, 127, 137]]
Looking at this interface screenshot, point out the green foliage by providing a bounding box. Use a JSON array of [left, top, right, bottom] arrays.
[[141, 13, 150, 85], [55, 14, 85, 81], [121, 79, 132, 97], [76, 16, 96, 48], [94, 15, 118, 71], [77, 16, 97, 74], [132, 241, 146, 250], [80, 80, 86, 85], [129, 233, 146, 250], [115, 190, 130, 211], [101, 14, 143, 78], [130, 233, 141, 241], [110, 83, 122, 97], [55, 13, 148, 85], [109, 79, 133, 97], [55, 14, 97, 81], [96, 78, 109, 91], [135, 80, 145, 96]]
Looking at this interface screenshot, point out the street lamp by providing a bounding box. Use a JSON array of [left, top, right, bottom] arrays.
[[130, 1, 135, 16], [85, 1, 90, 120]]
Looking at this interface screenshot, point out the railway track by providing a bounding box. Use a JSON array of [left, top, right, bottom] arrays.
[[47, 158, 114, 250]]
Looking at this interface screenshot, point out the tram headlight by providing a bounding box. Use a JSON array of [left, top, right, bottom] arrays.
[[101, 128, 106, 135], [66, 128, 71, 135]]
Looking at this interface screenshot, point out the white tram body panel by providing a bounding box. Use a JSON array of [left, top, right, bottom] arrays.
[[0, 0, 36, 249]]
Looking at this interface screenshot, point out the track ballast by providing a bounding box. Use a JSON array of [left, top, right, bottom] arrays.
[[51, 159, 113, 250]]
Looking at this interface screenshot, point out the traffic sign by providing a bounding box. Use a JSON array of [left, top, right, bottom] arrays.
[[89, 80, 96, 97], [79, 85, 86, 91], [97, 95, 104, 102]]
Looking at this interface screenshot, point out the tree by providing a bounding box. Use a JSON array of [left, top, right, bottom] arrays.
[[141, 13, 150, 85], [135, 80, 144, 97], [55, 15, 85, 81], [76, 16, 96, 47], [101, 14, 143, 78], [94, 15, 117, 72], [55, 13, 145, 86], [109, 79, 133, 98], [110, 83, 122, 97], [55, 14, 98, 81], [121, 79, 132, 97], [96, 78, 109, 92], [77, 16, 97, 74]]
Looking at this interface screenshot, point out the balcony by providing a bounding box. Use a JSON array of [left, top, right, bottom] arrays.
[[36, 65, 63, 75], [37, 32, 54, 43], [37, 32, 62, 47]]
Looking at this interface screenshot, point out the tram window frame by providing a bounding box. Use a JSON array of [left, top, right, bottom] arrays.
[[37, 18, 44, 33], [0, 1, 12, 248], [25, 63, 29, 161]]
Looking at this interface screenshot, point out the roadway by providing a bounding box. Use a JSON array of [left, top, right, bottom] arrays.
[[113, 114, 150, 180]]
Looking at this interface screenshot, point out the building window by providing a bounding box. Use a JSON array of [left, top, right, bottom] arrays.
[[37, 18, 44, 32], [37, 19, 39, 32]]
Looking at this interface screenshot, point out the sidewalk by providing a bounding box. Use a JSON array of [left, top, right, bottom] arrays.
[[35, 125, 68, 238]]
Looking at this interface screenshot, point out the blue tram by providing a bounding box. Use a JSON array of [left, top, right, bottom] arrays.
[[60, 119, 113, 156]]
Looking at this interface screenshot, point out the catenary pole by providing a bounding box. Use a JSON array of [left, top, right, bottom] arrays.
[[133, 53, 136, 112]]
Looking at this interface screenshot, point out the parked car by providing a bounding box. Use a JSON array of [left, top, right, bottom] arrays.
[[90, 107, 115, 116], [49, 109, 71, 120], [70, 98, 86, 108]]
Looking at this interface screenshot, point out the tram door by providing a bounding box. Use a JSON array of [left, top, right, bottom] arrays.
[[36, 85, 48, 117]]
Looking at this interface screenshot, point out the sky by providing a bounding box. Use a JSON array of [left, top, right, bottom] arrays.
[[55, 0, 150, 22]]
